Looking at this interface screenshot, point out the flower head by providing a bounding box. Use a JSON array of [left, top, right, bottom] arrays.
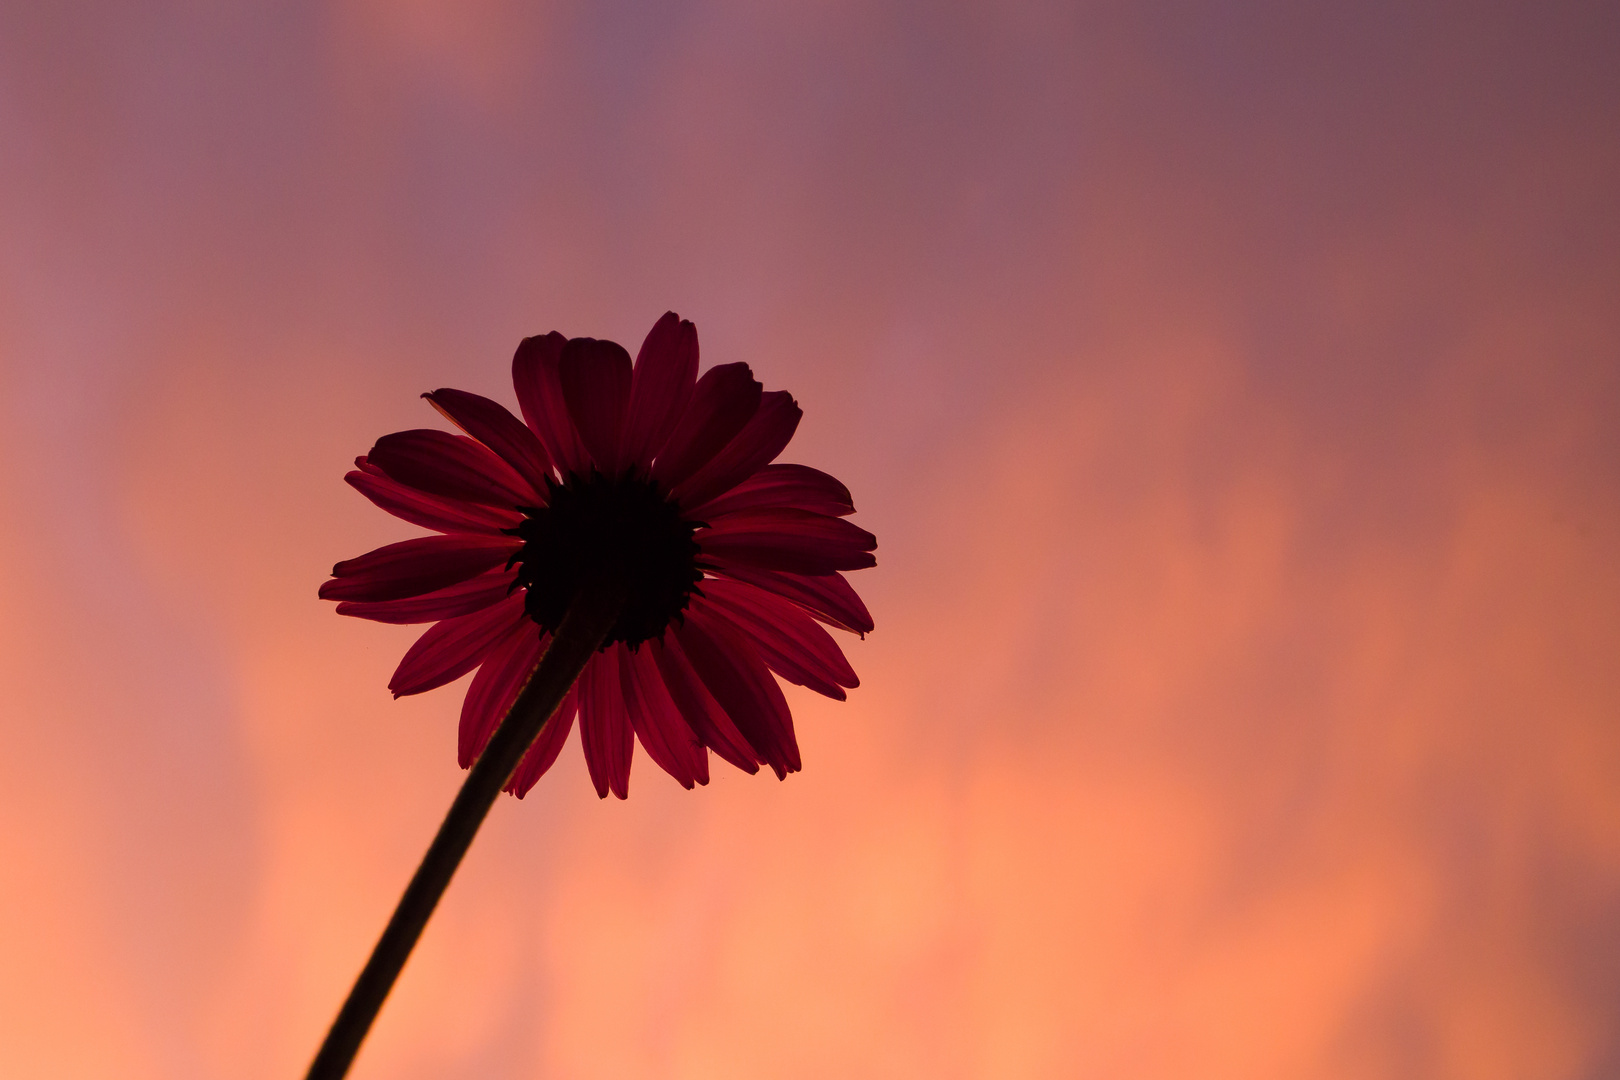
[[320, 314, 875, 799]]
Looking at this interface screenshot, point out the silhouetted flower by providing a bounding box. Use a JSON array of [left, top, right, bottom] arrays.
[[320, 313, 875, 798]]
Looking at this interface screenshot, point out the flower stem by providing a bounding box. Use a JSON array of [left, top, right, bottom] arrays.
[[304, 578, 626, 1080]]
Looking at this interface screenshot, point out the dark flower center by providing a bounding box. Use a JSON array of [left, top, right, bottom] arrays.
[[510, 471, 702, 649]]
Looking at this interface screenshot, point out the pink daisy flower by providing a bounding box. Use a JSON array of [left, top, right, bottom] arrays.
[[319, 312, 875, 800]]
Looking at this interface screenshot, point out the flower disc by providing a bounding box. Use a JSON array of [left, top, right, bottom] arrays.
[[510, 470, 701, 648]]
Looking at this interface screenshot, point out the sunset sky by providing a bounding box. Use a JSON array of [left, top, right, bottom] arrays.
[[2, 2, 1618, 1077]]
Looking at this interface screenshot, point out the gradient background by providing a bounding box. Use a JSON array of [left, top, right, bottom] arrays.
[[3, 2, 1618, 1077]]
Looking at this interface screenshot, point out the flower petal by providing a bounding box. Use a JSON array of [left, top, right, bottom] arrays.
[[369, 429, 533, 509], [650, 362, 762, 491], [346, 460, 520, 534], [619, 643, 707, 789], [506, 684, 580, 798], [577, 647, 634, 799], [560, 337, 634, 475], [670, 391, 801, 512], [695, 580, 858, 699], [388, 592, 528, 698], [675, 608, 801, 779], [320, 534, 521, 602], [512, 332, 592, 478], [708, 565, 875, 636], [697, 508, 877, 575], [511, 331, 563, 427], [621, 313, 698, 471], [458, 618, 545, 766], [424, 388, 551, 497], [651, 635, 760, 775], [686, 463, 855, 521], [335, 569, 519, 623]]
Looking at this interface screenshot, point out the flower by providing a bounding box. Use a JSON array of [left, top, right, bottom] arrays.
[[320, 313, 875, 799]]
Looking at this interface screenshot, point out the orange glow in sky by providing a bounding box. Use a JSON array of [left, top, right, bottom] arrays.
[[2, 2, 1618, 1077]]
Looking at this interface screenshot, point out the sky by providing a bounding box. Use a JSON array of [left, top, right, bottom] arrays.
[[1, 1, 1618, 1077]]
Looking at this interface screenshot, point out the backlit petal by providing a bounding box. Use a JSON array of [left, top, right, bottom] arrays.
[[559, 337, 634, 475], [336, 569, 519, 624], [697, 508, 877, 575], [651, 635, 760, 774], [320, 534, 520, 602], [707, 565, 875, 636], [388, 593, 528, 698], [458, 619, 545, 766], [346, 461, 520, 534], [676, 608, 801, 778], [513, 333, 592, 478], [577, 647, 634, 799], [506, 685, 579, 798], [650, 362, 761, 490], [695, 579, 857, 699], [424, 388, 551, 497], [621, 312, 698, 470], [369, 429, 533, 509], [620, 643, 707, 788], [671, 390, 801, 511], [686, 463, 855, 520]]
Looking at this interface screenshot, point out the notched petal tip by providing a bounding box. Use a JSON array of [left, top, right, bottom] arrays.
[[670, 390, 802, 511], [422, 386, 552, 497], [697, 509, 878, 575], [623, 313, 700, 469], [651, 362, 762, 490], [370, 427, 536, 508], [708, 565, 875, 637], [513, 332, 592, 476]]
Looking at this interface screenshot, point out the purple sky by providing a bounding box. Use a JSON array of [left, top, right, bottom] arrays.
[[2, 2, 1618, 1077]]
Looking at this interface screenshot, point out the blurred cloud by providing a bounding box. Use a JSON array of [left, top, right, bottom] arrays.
[[1, 0, 1617, 1077]]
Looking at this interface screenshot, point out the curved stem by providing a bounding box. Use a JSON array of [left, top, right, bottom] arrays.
[[305, 579, 626, 1080]]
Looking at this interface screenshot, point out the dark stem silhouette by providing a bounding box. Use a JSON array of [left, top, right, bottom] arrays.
[[304, 576, 626, 1080]]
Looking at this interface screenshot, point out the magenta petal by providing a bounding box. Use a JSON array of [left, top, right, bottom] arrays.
[[506, 684, 579, 797], [698, 508, 877, 575], [651, 635, 760, 774], [671, 391, 801, 512], [458, 619, 544, 766], [424, 388, 551, 497], [512, 332, 564, 430], [620, 643, 707, 789], [686, 463, 855, 520], [708, 565, 874, 636], [675, 608, 801, 778], [320, 534, 520, 602], [696, 580, 857, 699], [512, 333, 592, 478], [577, 647, 634, 799], [336, 569, 518, 623], [560, 337, 634, 475], [388, 593, 528, 698], [346, 462, 520, 534], [621, 313, 698, 470], [369, 429, 534, 509], [650, 363, 762, 491]]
